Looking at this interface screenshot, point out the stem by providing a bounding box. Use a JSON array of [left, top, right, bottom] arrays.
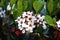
[[36, 11, 38, 16]]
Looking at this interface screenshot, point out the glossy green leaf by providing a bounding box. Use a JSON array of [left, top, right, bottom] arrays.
[[30, 0, 35, 4], [45, 15, 53, 24], [53, 18, 56, 24], [13, 6, 19, 19], [53, 0, 58, 11], [58, 0, 60, 8], [0, 1, 4, 7], [47, 0, 53, 14], [17, 0, 23, 16], [33, 0, 44, 15], [33, 1, 41, 15], [13, 0, 28, 19], [23, 1, 28, 11], [45, 15, 56, 27], [10, 0, 16, 6]]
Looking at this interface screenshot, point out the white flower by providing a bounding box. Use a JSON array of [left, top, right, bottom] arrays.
[[42, 21, 47, 29], [18, 24, 21, 27], [56, 20, 60, 27], [37, 19, 40, 23], [0, 8, 6, 18], [26, 11, 31, 15], [22, 23, 28, 28], [42, 15, 45, 19], [22, 18, 25, 22], [37, 14, 45, 22], [37, 14, 41, 18], [30, 30, 33, 33], [22, 30, 26, 34], [25, 26, 33, 33], [22, 12, 26, 18], [32, 25, 35, 28], [18, 25, 23, 30], [28, 27, 33, 33], [17, 16, 21, 19], [30, 11, 33, 14], [25, 27, 29, 32], [39, 16, 45, 21], [0, 7, 2, 10], [7, 3, 11, 11], [15, 16, 21, 22], [32, 16, 36, 20]]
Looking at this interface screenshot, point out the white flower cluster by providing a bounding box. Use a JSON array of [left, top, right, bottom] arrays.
[[0, 7, 6, 18], [15, 11, 46, 34], [56, 20, 60, 28]]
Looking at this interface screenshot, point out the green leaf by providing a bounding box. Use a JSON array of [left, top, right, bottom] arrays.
[[33, 1, 40, 15], [58, 0, 60, 8], [45, 15, 53, 25], [53, 0, 58, 11], [45, 15, 56, 27], [23, 1, 28, 11], [37, 24, 43, 33], [28, 0, 35, 11], [17, 0, 23, 16], [47, 0, 53, 14], [30, 0, 35, 5], [10, 0, 16, 6], [13, 6, 19, 19], [53, 18, 56, 24], [33, 0, 44, 15], [29, 0, 35, 6], [0, 0, 4, 7]]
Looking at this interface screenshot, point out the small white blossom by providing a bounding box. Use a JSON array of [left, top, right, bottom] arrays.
[[56, 20, 60, 27], [42, 21, 47, 29], [26, 11, 31, 15], [39, 16, 44, 21], [37, 14, 41, 18], [0, 7, 2, 10], [22, 12, 26, 18], [22, 23, 28, 28], [15, 16, 21, 22], [42, 15, 45, 19], [32, 16, 36, 20], [7, 3, 11, 11], [37, 19, 40, 23], [28, 27, 33, 33], [0, 7, 6, 18], [18, 25, 23, 30], [37, 14, 45, 22], [22, 30, 26, 34]]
